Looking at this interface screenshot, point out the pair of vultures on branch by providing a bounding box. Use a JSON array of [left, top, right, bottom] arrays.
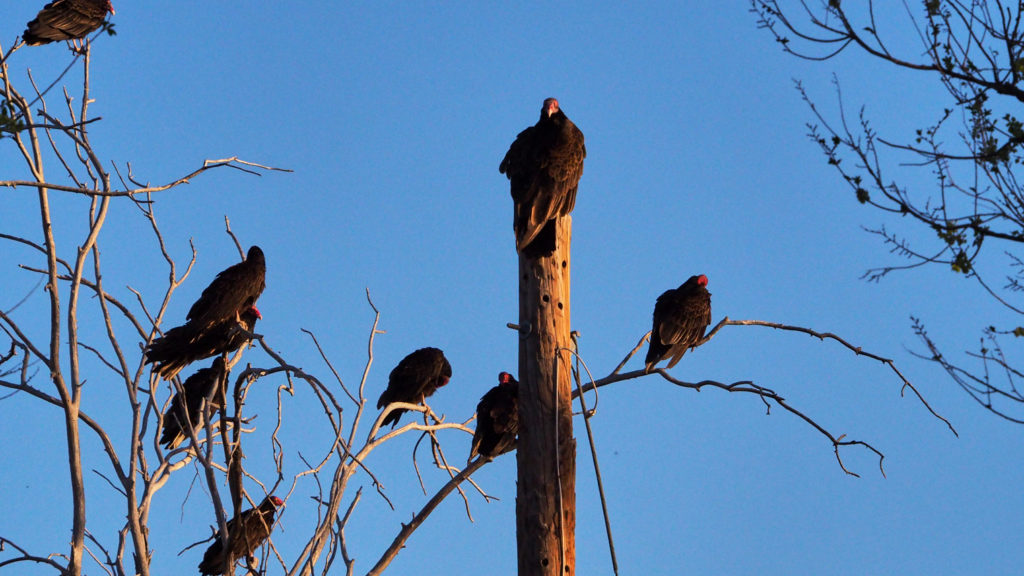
[[127, 96, 709, 574], [374, 347, 520, 461]]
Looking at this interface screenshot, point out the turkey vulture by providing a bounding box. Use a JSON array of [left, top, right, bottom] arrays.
[[145, 305, 260, 381], [469, 372, 519, 461], [645, 275, 712, 372], [376, 347, 452, 428], [198, 495, 283, 576], [500, 98, 586, 257], [186, 246, 266, 331], [160, 357, 227, 450], [23, 0, 114, 46], [144, 246, 265, 380]]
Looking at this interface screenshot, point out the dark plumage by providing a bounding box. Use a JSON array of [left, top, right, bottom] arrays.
[[160, 357, 227, 450], [145, 305, 259, 381], [500, 98, 586, 257], [198, 496, 283, 576], [469, 372, 519, 461], [187, 246, 266, 331], [23, 0, 113, 46], [144, 246, 265, 380], [376, 347, 452, 427], [645, 275, 713, 372]]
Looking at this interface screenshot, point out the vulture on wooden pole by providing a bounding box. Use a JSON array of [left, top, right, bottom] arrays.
[[500, 97, 585, 257]]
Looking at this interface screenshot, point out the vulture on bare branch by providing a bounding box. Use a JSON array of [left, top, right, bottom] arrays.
[[469, 371, 519, 461], [160, 357, 227, 450], [198, 495, 283, 576], [645, 274, 712, 372], [376, 347, 452, 428]]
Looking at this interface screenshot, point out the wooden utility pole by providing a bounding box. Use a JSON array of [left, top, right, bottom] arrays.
[[517, 217, 576, 576]]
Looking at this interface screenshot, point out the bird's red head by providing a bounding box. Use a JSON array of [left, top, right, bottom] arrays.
[[269, 496, 283, 507], [249, 305, 262, 320], [697, 275, 708, 288], [499, 372, 514, 384], [106, 1, 115, 14], [542, 98, 559, 118]]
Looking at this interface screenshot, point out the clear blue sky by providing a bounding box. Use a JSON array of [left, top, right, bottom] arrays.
[[2, 2, 1022, 575]]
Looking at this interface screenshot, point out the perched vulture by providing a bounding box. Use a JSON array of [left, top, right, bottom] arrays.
[[23, 0, 114, 46], [160, 357, 227, 450], [645, 275, 712, 372], [469, 372, 519, 461], [500, 98, 586, 257], [376, 347, 452, 428], [144, 246, 265, 380], [145, 305, 260, 381], [186, 246, 266, 331], [198, 495, 283, 576]]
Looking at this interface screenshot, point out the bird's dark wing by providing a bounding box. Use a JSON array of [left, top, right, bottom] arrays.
[[23, 0, 109, 45], [470, 381, 518, 460], [499, 125, 536, 198], [470, 387, 499, 460], [545, 119, 586, 217], [645, 288, 678, 369], [234, 505, 277, 559], [662, 290, 712, 369], [490, 390, 518, 437], [145, 308, 257, 381]]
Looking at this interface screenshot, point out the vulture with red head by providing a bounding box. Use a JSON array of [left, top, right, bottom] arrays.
[[376, 347, 452, 428], [198, 495, 283, 576], [645, 275, 712, 372], [145, 246, 265, 380], [160, 357, 227, 450], [23, 0, 114, 46], [500, 98, 585, 257], [469, 372, 519, 461]]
